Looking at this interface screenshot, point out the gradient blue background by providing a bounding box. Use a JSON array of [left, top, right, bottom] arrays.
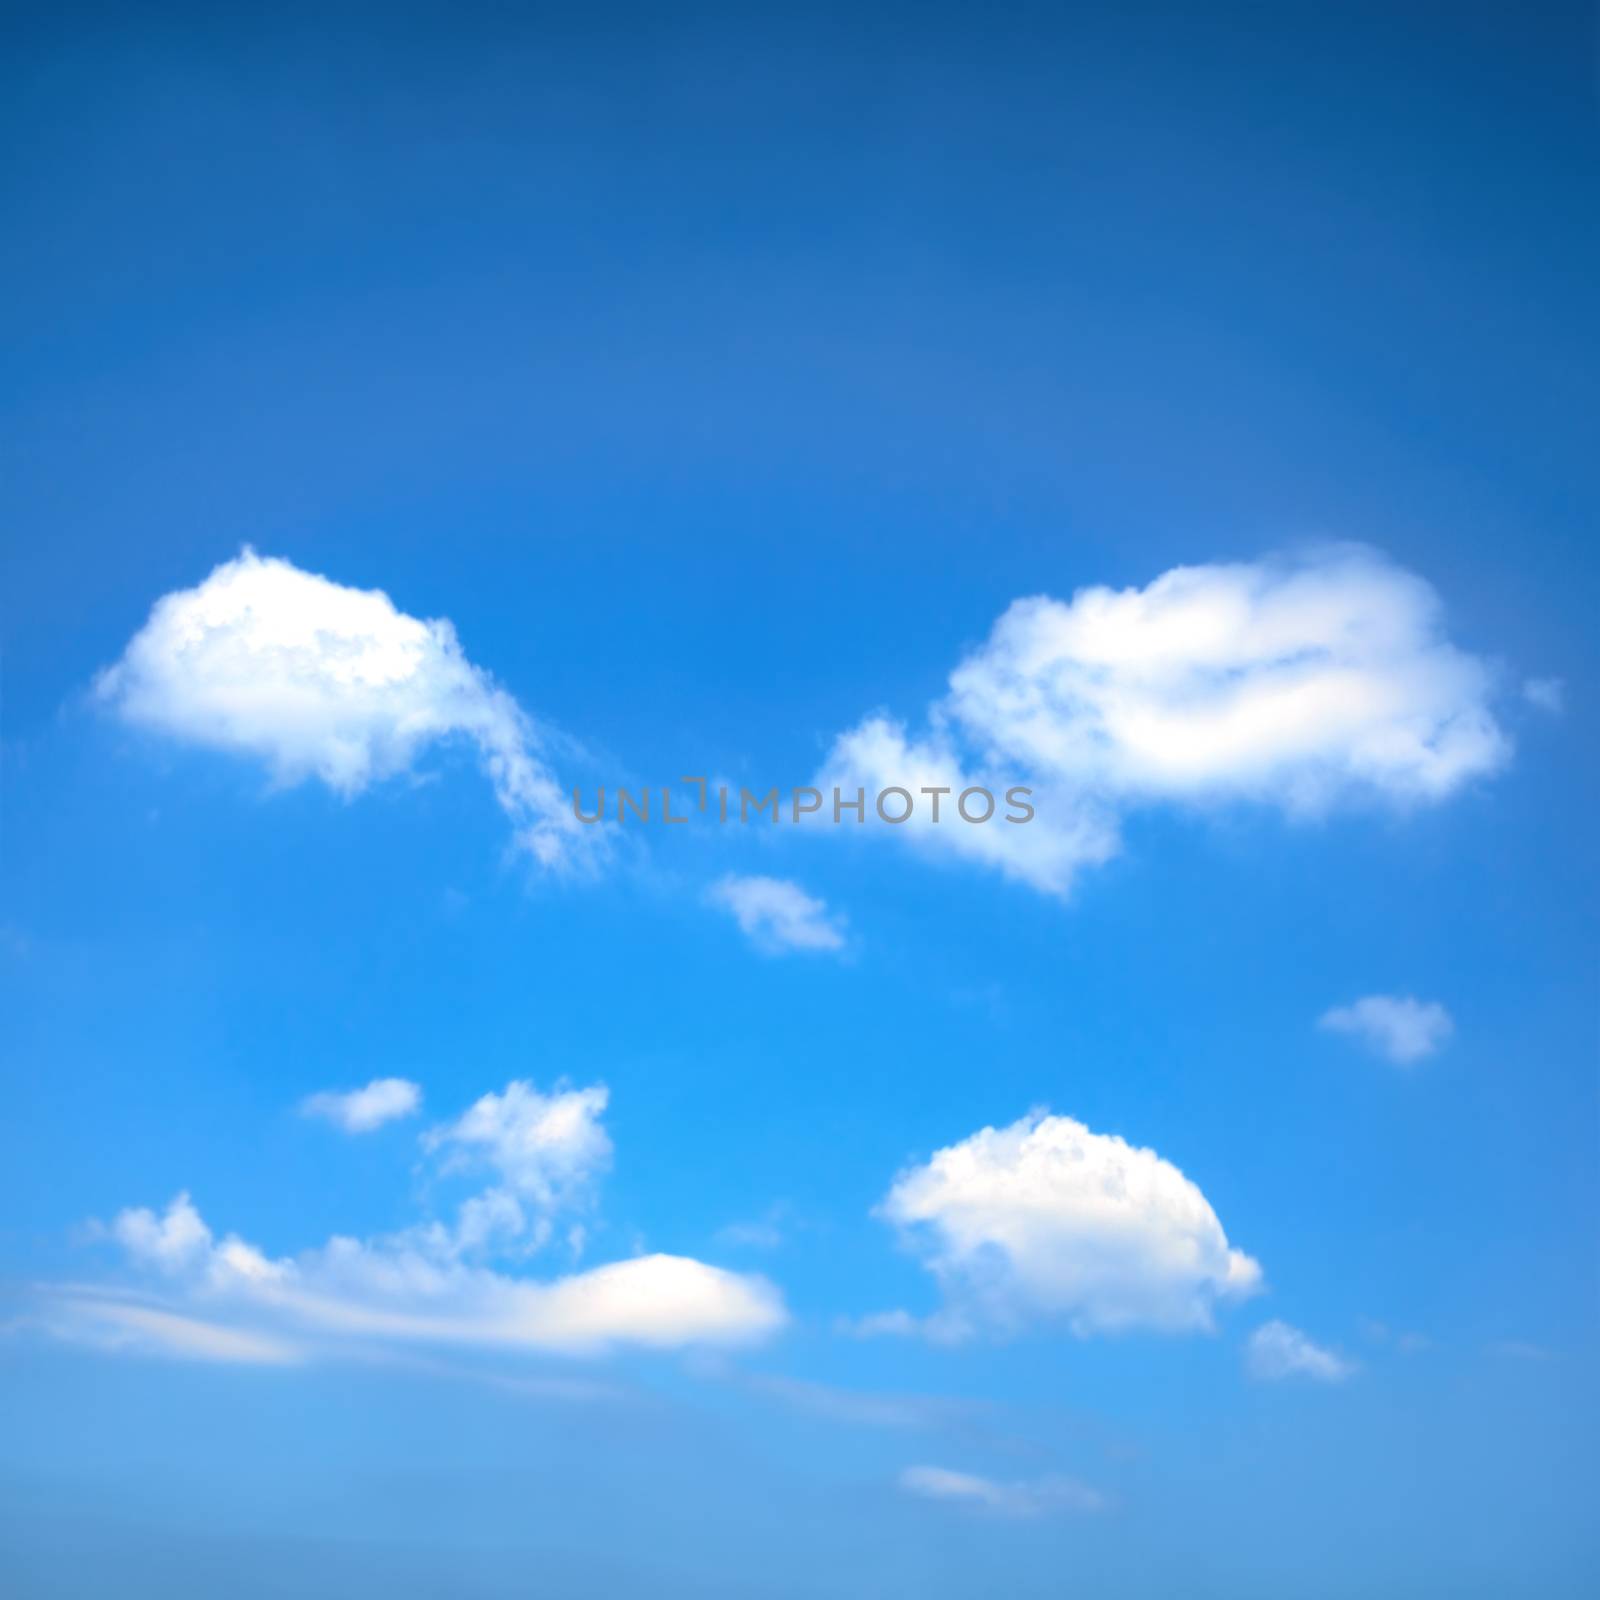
[[3, 5, 1597, 1595]]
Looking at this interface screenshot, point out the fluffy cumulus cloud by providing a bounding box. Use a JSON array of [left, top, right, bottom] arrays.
[[95, 549, 599, 871], [707, 875, 846, 954], [1318, 995, 1453, 1065], [820, 547, 1510, 895], [300, 1077, 422, 1133], [871, 1111, 1261, 1339], [41, 1084, 784, 1367], [1246, 1319, 1356, 1382], [898, 1465, 1107, 1517]]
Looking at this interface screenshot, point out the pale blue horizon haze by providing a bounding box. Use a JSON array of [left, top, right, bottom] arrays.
[[2, 6, 1597, 1597]]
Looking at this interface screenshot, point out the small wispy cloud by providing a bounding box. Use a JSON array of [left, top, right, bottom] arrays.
[[898, 1465, 1108, 1517], [35, 1291, 305, 1366], [716, 1219, 784, 1250], [1359, 1317, 1431, 1354], [707, 875, 846, 954], [751, 1375, 975, 1430], [1487, 1339, 1556, 1362], [1245, 1319, 1356, 1383], [1522, 676, 1565, 715], [300, 1077, 422, 1133], [835, 1308, 923, 1339], [715, 1200, 797, 1252], [1318, 995, 1453, 1066]]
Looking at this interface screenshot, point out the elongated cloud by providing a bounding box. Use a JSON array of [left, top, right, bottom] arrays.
[[73, 1191, 784, 1361], [44, 1083, 785, 1367], [39, 1293, 306, 1366], [1318, 995, 1453, 1065], [873, 1111, 1261, 1338], [301, 1077, 421, 1133], [821, 548, 1510, 895], [96, 549, 599, 870], [898, 1465, 1107, 1517]]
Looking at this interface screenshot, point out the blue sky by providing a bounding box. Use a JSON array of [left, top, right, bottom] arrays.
[[2, 6, 1597, 1595]]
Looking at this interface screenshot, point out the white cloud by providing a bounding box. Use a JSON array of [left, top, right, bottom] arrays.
[[1246, 1319, 1356, 1382], [1522, 676, 1565, 714], [898, 1465, 1107, 1517], [876, 1111, 1262, 1338], [46, 1080, 786, 1367], [707, 875, 846, 954], [95, 548, 600, 871], [79, 1190, 784, 1361], [820, 548, 1510, 895], [301, 1077, 421, 1133], [1318, 995, 1453, 1065]]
